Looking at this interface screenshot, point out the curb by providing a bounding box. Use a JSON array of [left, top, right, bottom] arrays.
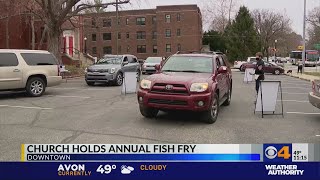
[[285, 73, 312, 82]]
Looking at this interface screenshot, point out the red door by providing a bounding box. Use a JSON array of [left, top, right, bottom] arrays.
[[68, 36, 73, 56]]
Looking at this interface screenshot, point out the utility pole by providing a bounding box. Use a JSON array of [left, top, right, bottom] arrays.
[[302, 0, 306, 73], [116, 0, 119, 55]]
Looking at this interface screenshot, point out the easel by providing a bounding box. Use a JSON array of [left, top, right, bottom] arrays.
[[254, 81, 284, 118], [244, 68, 255, 84], [121, 72, 138, 95]]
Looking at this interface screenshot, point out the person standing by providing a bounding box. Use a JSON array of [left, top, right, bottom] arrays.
[[254, 52, 265, 94], [297, 61, 303, 74]]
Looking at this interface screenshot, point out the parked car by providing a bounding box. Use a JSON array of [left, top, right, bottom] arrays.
[[234, 57, 256, 70], [85, 54, 141, 86], [137, 52, 232, 124], [242, 61, 284, 75], [142, 57, 163, 74], [270, 62, 284, 68], [309, 80, 320, 109], [0, 49, 62, 97]]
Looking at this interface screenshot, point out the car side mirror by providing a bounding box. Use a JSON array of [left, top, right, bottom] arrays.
[[122, 61, 129, 66], [155, 64, 161, 72], [218, 66, 227, 74]]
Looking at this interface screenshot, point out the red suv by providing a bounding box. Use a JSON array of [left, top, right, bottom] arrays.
[[137, 53, 232, 124]]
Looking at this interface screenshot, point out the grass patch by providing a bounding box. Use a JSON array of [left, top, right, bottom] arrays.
[[304, 72, 320, 77]]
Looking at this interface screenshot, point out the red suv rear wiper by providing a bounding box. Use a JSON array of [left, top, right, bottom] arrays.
[[179, 70, 203, 73], [162, 70, 203, 73], [162, 70, 181, 72]]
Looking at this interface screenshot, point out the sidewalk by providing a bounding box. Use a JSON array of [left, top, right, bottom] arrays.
[[285, 72, 320, 82]]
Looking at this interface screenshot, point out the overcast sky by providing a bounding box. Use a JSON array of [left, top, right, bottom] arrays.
[[126, 0, 320, 36]]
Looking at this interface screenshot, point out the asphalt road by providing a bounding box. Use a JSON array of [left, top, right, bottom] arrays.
[[0, 71, 319, 161]]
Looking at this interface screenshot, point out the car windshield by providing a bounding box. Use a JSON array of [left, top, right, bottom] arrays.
[[145, 57, 162, 63], [162, 56, 213, 73], [97, 57, 122, 64]]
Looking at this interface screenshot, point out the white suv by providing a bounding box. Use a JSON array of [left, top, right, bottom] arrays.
[[0, 49, 62, 97]]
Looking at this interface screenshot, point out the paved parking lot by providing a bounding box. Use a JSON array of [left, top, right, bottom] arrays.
[[0, 72, 319, 160]]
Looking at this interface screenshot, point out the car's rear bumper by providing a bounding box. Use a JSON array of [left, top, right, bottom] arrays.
[[137, 89, 212, 111], [85, 73, 116, 83], [308, 92, 320, 109], [47, 76, 62, 87]]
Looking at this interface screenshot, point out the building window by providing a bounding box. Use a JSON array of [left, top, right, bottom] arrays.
[[165, 14, 171, 23], [166, 44, 171, 52], [127, 45, 130, 52], [153, 45, 157, 54], [103, 19, 112, 27], [137, 45, 146, 53], [92, 47, 97, 54], [177, 44, 181, 51], [177, 29, 181, 37], [152, 16, 156, 24], [165, 29, 171, 38], [103, 33, 111, 40], [137, 31, 146, 39], [118, 32, 121, 39], [103, 46, 112, 54], [126, 18, 129, 25], [152, 31, 157, 39], [126, 32, 130, 39], [92, 19, 96, 28], [136, 17, 146, 25], [177, 13, 181, 21], [92, 34, 96, 41]]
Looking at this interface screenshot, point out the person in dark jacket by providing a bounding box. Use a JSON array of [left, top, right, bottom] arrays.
[[254, 52, 265, 93]]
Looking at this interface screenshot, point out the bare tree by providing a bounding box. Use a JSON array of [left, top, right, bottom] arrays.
[[307, 7, 320, 49], [24, 0, 130, 63], [202, 0, 238, 32], [84, 0, 106, 13], [252, 9, 291, 58], [307, 7, 320, 28]]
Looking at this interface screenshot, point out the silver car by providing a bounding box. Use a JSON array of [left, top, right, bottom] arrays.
[[85, 55, 141, 86], [309, 80, 320, 109], [142, 57, 163, 74]]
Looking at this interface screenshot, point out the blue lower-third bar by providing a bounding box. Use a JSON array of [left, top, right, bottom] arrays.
[[25, 154, 261, 161]]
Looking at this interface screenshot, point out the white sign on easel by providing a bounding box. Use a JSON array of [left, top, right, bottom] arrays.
[[255, 81, 284, 118], [244, 68, 255, 83], [121, 72, 138, 94]]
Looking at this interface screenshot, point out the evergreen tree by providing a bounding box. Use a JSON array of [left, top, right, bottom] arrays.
[[203, 31, 226, 53], [225, 6, 260, 61]]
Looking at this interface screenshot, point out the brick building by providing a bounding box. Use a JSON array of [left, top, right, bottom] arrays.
[[83, 5, 203, 59]]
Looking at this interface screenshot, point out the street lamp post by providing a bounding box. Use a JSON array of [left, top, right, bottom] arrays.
[[84, 37, 87, 54], [302, 0, 307, 73]]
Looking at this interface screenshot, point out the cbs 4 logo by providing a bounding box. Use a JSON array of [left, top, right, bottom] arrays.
[[265, 146, 291, 160]]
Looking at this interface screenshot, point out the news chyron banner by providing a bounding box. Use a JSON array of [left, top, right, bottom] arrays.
[[0, 144, 318, 180]]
